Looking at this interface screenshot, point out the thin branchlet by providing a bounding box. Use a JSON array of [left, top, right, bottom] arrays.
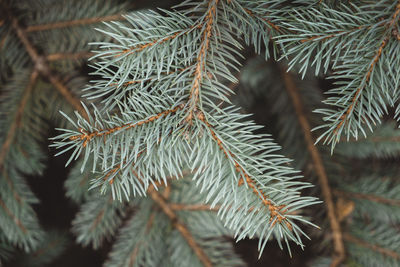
[[186, 0, 219, 123], [197, 112, 291, 229], [69, 105, 183, 147], [333, 0, 400, 136]]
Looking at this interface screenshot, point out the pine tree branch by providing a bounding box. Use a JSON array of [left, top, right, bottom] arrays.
[[114, 25, 198, 58], [0, 70, 38, 244], [147, 185, 213, 267], [4, 8, 89, 120], [2, 170, 22, 204], [0, 70, 38, 169], [46, 51, 93, 61], [197, 112, 291, 228], [25, 14, 124, 32], [300, 24, 370, 43], [281, 68, 345, 267], [0, 197, 27, 234], [343, 233, 400, 260], [127, 213, 155, 267], [89, 196, 113, 232], [333, 2, 400, 136], [186, 0, 219, 123], [242, 7, 281, 32], [334, 189, 400, 206], [109, 66, 191, 87], [69, 106, 183, 147], [334, 37, 388, 135]]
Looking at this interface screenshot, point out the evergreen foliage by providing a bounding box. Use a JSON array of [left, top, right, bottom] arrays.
[[1, 0, 400, 266]]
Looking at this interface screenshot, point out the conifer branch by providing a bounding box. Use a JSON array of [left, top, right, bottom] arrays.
[[334, 36, 389, 135], [114, 25, 198, 58], [69, 105, 183, 147], [0, 197, 27, 234], [334, 189, 400, 206], [197, 112, 291, 228], [147, 185, 213, 267], [327, 0, 400, 140], [343, 233, 400, 260], [109, 66, 191, 88], [186, 0, 219, 123], [5, 8, 88, 120], [300, 24, 371, 43], [242, 7, 281, 33], [281, 69, 345, 267], [2, 170, 22, 204], [127, 213, 155, 267], [25, 14, 124, 32], [89, 199, 110, 232], [0, 71, 38, 169]]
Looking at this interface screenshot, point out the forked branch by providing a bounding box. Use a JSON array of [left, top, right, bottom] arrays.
[[4, 7, 89, 120], [147, 185, 213, 267]]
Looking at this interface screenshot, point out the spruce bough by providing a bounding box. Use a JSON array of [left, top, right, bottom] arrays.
[[53, 0, 319, 256], [1, 0, 400, 266]]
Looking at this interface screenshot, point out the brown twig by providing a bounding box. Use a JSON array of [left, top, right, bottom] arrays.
[[6, 10, 88, 120], [343, 233, 400, 260], [25, 14, 124, 32], [69, 105, 183, 147], [334, 189, 400, 206], [147, 185, 213, 267], [46, 51, 93, 61], [281, 68, 345, 267], [186, 0, 219, 123], [0, 71, 38, 169]]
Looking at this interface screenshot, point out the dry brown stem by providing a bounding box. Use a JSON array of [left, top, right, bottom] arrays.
[[281, 68, 345, 267], [26, 14, 124, 32]]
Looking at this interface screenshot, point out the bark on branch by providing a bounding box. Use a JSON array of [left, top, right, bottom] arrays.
[[147, 185, 213, 267], [281, 67, 345, 267]]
